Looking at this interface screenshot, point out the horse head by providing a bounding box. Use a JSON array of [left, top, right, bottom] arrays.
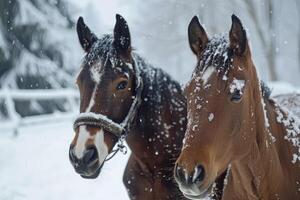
[[175, 15, 264, 199], [69, 14, 138, 179]]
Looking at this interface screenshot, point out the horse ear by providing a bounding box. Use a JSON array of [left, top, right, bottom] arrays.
[[113, 14, 131, 56], [76, 17, 98, 52], [188, 16, 209, 56], [229, 15, 247, 56]]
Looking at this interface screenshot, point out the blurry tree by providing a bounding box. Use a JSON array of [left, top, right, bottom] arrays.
[[130, 0, 223, 82], [296, 0, 300, 69], [130, 0, 299, 84], [130, 0, 188, 79], [243, 0, 278, 81], [0, 0, 80, 117], [0, 0, 78, 89]]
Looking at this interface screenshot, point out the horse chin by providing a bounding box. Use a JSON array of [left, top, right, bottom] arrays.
[[80, 162, 104, 179], [182, 170, 227, 200], [182, 184, 214, 200]]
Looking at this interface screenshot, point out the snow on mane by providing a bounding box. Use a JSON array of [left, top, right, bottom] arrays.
[[197, 35, 231, 75], [259, 81, 276, 145], [85, 35, 115, 66], [273, 99, 300, 163]]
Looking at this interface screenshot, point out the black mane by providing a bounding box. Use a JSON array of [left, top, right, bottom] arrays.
[[261, 81, 272, 99], [134, 53, 186, 116], [132, 53, 187, 158]]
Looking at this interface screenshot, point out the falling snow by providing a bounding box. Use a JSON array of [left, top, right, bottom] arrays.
[[208, 113, 214, 122]]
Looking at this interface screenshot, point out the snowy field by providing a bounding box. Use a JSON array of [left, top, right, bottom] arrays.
[[0, 121, 130, 200]]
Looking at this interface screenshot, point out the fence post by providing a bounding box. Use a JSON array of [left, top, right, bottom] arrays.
[[0, 89, 79, 133], [4, 87, 21, 135], [67, 91, 78, 114]]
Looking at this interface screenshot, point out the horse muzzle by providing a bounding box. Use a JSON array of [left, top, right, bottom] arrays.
[[69, 145, 102, 179], [174, 163, 213, 199], [180, 185, 213, 200]]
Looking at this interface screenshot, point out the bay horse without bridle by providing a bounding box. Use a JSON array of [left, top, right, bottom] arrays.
[[68, 14, 188, 199], [175, 15, 300, 199]]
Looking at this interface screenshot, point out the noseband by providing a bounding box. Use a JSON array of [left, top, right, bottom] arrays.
[[73, 60, 143, 160]]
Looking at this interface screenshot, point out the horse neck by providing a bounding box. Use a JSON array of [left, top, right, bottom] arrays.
[[252, 85, 300, 174], [228, 74, 298, 198], [125, 60, 186, 167]]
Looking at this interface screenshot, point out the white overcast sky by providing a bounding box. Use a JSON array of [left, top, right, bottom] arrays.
[[71, 0, 132, 32]]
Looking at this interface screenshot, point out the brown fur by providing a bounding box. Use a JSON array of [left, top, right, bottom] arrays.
[[176, 15, 300, 199], [70, 15, 188, 199]]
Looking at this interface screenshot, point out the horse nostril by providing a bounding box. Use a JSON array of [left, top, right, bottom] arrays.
[[83, 146, 98, 165], [175, 163, 186, 183], [193, 165, 205, 184]]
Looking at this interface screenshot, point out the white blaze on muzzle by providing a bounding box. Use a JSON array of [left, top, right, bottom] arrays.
[[94, 129, 109, 164], [74, 126, 90, 159], [73, 64, 110, 162], [74, 125, 108, 163]]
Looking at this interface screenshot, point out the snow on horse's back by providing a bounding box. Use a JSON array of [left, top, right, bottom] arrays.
[[274, 93, 300, 118]]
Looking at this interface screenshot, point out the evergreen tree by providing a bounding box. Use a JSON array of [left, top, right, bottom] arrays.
[[0, 0, 79, 89], [0, 0, 80, 117]]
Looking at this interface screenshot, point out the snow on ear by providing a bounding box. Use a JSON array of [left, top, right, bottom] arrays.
[[113, 14, 131, 56], [188, 16, 209, 56], [76, 17, 98, 52], [229, 15, 247, 56]]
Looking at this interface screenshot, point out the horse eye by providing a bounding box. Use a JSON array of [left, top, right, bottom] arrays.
[[116, 81, 128, 90], [231, 90, 242, 102]]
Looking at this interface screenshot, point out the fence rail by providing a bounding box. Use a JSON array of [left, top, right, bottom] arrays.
[[0, 88, 79, 133]]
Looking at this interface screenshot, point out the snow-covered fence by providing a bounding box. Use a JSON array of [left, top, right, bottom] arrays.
[[0, 89, 79, 133]]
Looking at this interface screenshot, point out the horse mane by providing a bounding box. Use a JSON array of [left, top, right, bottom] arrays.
[[196, 35, 232, 74], [83, 34, 115, 66], [196, 35, 271, 100], [134, 53, 185, 111], [261, 81, 272, 99], [132, 53, 186, 156]]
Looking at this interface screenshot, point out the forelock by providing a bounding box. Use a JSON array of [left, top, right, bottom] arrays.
[[84, 34, 116, 67], [196, 35, 233, 74], [193, 35, 272, 99]]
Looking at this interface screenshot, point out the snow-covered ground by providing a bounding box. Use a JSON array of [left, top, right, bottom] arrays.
[[0, 121, 130, 200]]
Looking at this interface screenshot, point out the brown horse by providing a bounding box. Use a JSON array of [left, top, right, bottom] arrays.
[[175, 15, 300, 199], [69, 14, 188, 199]]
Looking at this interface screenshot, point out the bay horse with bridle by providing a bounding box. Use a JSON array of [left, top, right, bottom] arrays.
[[175, 15, 300, 199], [68, 14, 188, 199]]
